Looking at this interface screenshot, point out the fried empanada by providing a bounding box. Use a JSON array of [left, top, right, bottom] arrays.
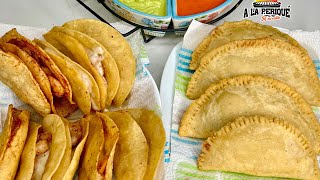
[[180, 75, 320, 153], [198, 116, 319, 179], [186, 38, 320, 106], [190, 20, 305, 70]]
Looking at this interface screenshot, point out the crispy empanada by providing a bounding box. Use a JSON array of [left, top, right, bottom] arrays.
[[186, 38, 320, 106], [198, 116, 319, 179], [190, 20, 305, 70], [180, 75, 320, 153]]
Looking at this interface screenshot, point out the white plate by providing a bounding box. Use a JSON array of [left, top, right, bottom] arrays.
[[160, 42, 182, 155]]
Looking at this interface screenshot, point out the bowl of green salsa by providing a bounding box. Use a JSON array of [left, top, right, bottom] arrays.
[[104, 0, 234, 36], [104, 0, 172, 36]]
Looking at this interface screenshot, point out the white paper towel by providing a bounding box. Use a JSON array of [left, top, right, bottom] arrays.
[[166, 20, 320, 179]]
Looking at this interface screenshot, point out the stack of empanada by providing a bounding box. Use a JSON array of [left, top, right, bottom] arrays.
[[179, 20, 320, 179]]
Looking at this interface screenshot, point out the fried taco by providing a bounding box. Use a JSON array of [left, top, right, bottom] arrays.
[[122, 109, 166, 180], [63, 19, 136, 107], [34, 39, 101, 114], [15, 114, 67, 180], [0, 105, 29, 180], [1, 29, 74, 116], [52, 118, 89, 180], [43, 27, 116, 110], [0, 42, 52, 110], [106, 111, 148, 180], [0, 50, 50, 115], [79, 112, 119, 180]]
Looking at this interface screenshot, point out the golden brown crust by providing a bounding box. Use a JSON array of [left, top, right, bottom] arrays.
[[190, 20, 306, 70], [197, 116, 319, 179], [180, 75, 320, 153], [186, 38, 320, 106]]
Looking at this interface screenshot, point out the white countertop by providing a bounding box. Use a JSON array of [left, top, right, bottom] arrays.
[[1, 0, 319, 88]]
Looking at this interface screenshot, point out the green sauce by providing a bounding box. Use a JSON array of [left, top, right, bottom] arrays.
[[119, 0, 167, 16]]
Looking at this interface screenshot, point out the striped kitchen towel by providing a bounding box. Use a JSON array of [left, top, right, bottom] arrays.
[[166, 20, 320, 179]]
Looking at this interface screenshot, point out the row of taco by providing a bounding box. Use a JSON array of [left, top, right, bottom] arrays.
[[0, 105, 166, 180], [0, 19, 136, 117]]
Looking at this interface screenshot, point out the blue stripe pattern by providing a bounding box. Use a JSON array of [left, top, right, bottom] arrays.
[[177, 66, 195, 73], [172, 136, 202, 145], [313, 59, 320, 78], [176, 48, 194, 74], [181, 48, 193, 54], [179, 54, 192, 60]]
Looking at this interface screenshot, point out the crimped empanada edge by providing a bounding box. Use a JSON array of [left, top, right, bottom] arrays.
[[181, 75, 320, 153], [197, 116, 319, 178], [190, 20, 305, 70], [186, 38, 320, 102]]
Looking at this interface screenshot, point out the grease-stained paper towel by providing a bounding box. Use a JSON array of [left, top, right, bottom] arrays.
[[166, 20, 320, 179], [0, 22, 167, 178]]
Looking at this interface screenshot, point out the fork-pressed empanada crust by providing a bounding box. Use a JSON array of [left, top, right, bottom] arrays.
[[180, 75, 320, 153], [190, 20, 305, 70], [198, 116, 319, 179], [186, 38, 320, 106]]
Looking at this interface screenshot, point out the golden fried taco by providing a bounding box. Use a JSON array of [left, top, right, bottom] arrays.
[[0, 105, 29, 180], [52, 118, 89, 180], [34, 39, 101, 114], [15, 114, 67, 180], [0, 42, 52, 110], [63, 19, 136, 107], [0, 50, 50, 115], [43, 27, 118, 110], [79, 112, 119, 180], [106, 111, 148, 180], [1, 29, 74, 116], [122, 109, 166, 180]]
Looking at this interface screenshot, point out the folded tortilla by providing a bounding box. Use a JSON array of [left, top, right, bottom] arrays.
[[1, 28, 74, 116], [63, 118, 89, 180], [79, 113, 119, 180], [34, 39, 101, 114], [0, 42, 53, 112], [46, 26, 119, 108], [15, 114, 67, 180], [43, 27, 110, 110], [63, 19, 136, 107], [191, 20, 305, 70], [106, 111, 148, 180], [122, 109, 166, 180], [0, 50, 51, 115], [0, 105, 29, 180], [52, 118, 89, 180], [198, 116, 319, 179]]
